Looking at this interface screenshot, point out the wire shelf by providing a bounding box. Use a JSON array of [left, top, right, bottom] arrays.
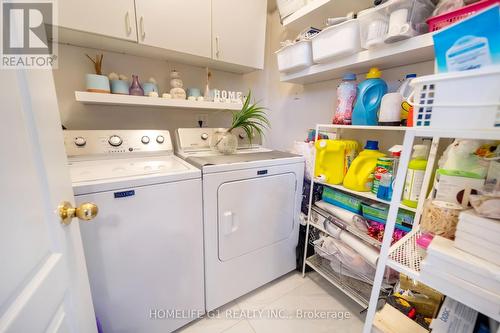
[[387, 229, 423, 280], [305, 229, 392, 308]]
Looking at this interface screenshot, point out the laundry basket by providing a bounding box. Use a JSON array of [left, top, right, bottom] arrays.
[[427, 0, 500, 32], [409, 66, 500, 129]]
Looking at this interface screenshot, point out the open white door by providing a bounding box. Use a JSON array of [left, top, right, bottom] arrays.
[[0, 70, 97, 333]]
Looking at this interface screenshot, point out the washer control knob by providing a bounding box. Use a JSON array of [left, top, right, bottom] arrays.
[[108, 135, 122, 147], [238, 133, 246, 139], [201, 133, 209, 140], [74, 136, 86, 147], [156, 135, 165, 144], [141, 136, 150, 144]]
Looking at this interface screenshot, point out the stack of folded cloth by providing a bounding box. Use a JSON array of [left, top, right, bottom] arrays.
[[419, 210, 500, 320]]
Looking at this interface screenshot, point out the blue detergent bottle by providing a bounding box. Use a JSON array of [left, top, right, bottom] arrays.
[[352, 67, 388, 125]]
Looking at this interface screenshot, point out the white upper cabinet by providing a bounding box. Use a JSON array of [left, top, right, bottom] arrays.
[[58, 0, 137, 42], [134, 0, 212, 58], [212, 0, 267, 69]]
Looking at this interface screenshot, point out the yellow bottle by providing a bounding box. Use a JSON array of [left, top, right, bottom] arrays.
[[343, 140, 386, 192], [315, 139, 359, 185]]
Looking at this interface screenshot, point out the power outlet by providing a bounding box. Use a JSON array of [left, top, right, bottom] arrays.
[[195, 113, 208, 128]]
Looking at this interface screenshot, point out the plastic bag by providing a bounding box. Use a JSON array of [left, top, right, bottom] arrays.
[[291, 141, 315, 179], [470, 193, 500, 219], [314, 235, 376, 281]]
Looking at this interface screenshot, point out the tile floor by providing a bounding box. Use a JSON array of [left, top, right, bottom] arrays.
[[176, 271, 366, 333]]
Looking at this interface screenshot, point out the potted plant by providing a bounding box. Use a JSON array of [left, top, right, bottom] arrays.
[[210, 91, 270, 154], [85, 53, 110, 93]]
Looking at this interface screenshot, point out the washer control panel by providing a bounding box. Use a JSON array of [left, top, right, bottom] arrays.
[[64, 130, 173, 158]]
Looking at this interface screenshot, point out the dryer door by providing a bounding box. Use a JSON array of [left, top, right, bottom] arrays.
[[218, 173, 296, 261]]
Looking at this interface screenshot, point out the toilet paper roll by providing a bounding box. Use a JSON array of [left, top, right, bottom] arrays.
[[340, 231, 379, 266]]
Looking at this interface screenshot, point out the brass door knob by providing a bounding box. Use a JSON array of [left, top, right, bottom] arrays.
[[58, 201, 98, 225]]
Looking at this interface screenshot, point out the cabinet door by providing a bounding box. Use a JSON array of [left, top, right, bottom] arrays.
[[212, 0, 267, 69], [135, 0, 212, 58], [58, 0, 137, 42]]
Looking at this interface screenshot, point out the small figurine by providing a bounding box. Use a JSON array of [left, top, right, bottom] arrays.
[[169, 70, 186, 100]]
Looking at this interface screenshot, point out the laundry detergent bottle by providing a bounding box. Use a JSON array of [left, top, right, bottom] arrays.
[[351, 67, 388, 126], [343, 140, 386, 192], [315, 139, 359, 185], [333, 73, 357, 125]]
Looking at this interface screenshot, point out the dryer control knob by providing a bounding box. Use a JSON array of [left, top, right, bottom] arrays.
[[108, 135, 122, 147], [201, 133, 209, 140], [74, 136, 86, 147], [156, 135, 165, 144], [141, 136, 150, 144]]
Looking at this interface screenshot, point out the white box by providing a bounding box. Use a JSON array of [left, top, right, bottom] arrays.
[[276, 40, 313, 73], [457, 211, 500, 245], [433, 171, 485, 205], [311, 19, 362, 63], [430, 297, 477, 333], [423, 236, 500, 294]]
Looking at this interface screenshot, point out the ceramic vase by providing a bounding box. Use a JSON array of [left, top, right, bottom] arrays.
[[86, 74, 110, 93], [129, 75, 144, 96], [210, 129, 238, 155]]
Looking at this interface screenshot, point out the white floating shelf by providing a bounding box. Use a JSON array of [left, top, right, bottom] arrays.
[[75, 91, 242, 111], [317, 124, 409, 131], [282, 0, 373, 32], [280, 33, 435, 84], [413, 128, 500, 140]]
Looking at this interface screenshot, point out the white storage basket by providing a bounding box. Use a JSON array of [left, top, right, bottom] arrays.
[[311, 19, 362, 64], [410, 66, 500, 129], [276, 40, 313, 73]]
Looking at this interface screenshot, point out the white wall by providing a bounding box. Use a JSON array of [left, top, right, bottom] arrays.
[[53, 11, 435, 151]]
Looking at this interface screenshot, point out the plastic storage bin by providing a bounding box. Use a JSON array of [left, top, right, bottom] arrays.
[[276, 40, 313, 73], [410, 66, 500, 129], [311, 19, 362, 63], [358, 0, 435, 48], [322, 187, 364, 214], [427, 0, 500, 32]]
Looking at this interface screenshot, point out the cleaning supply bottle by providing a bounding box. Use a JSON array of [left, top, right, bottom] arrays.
[[343, 140, 386, 192], [333, 73, 357, 125], [402, 145, 428, 208], [351, 67, 388, 126], [315, 139, 359, 185], [398, 74, 417, 126]]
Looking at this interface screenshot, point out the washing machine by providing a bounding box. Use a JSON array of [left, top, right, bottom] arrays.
[[175, 128, 305, 311], [64, 130, 204, 333]]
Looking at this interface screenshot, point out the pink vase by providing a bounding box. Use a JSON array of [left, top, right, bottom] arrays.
[[129, 75, 144, 96]]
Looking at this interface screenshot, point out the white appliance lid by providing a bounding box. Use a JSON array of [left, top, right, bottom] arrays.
[[69, 156, 192, 183]]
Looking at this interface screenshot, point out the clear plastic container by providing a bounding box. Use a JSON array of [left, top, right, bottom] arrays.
[[358, 0, 435, 48], [420, 200, 464, 240]]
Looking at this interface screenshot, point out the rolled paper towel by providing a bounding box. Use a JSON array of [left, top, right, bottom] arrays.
[[316, 200, 362, 225], [339, 231, 379, 266]]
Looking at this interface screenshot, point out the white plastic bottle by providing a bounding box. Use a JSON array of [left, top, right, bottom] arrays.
[[398, 73, 416, 126], [333, 73, 357, 125]]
